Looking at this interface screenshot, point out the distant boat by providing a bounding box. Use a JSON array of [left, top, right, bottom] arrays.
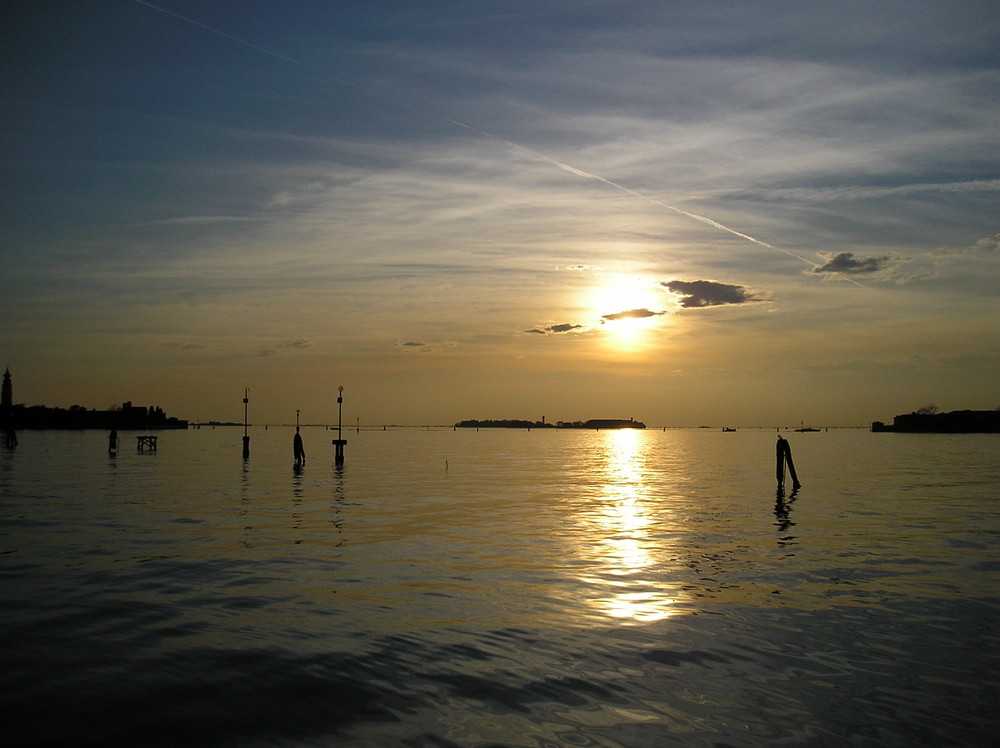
[[794, 427, 820, 432], [722, 427, 736, 432]]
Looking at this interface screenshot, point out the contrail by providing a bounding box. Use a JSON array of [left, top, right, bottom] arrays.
[[134, 1, 832, 277], [133, 0, 303, 67], [131, 0, 373, 98], [447, 119, 818, 268]]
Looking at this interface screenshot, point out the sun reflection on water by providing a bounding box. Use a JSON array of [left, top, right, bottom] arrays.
[[583, 429, 679, 623]]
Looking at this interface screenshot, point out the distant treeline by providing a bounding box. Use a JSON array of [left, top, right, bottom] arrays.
[[455, 419, 553, 429], [4, 402, 188, 430], [455, 418, 646, 430]]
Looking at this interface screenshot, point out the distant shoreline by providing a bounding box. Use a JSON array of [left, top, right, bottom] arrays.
[[3, 403, 187, 430], [871, 409, 999, 433], [455, 418, 647, 430]]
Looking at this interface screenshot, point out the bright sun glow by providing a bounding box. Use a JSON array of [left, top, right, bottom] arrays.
[[589, 276, 666, 345]]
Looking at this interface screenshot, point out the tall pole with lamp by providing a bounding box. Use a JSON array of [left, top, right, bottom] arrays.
[[242, 388, 250, 459], [333, 385, 347, 465]]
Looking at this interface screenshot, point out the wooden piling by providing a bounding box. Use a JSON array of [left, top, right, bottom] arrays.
[[775, 436, 785, 486], [775, 435, 801, 490]]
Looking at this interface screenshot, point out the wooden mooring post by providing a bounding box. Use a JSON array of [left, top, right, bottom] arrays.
[[775, 435, 800, 490]]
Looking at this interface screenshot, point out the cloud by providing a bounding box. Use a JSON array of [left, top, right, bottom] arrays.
[[161, 342, 208, 351], [278, 338, 313, 350], [525, 323, 584, 335], [812, 252, 889, 275], [601, 308, 664, 322], [662, 280, 762, 308], [395, 339, 458, 352], [972, 233, 1000, 253], [256, 339, 313, 357], [890, 233, 1000, 286]]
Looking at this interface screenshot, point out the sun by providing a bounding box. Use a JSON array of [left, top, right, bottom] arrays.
[[588, 276, 666, 346]]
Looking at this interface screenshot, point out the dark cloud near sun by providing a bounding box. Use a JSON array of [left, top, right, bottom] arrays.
[[395, 339, 458, 352], [526, 323, 584, 335], [662, 280, 762, 308], [812, 252, 889, 274], [602, 308, 664, 322]]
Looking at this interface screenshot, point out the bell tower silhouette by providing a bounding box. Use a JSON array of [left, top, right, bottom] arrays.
[[1, 368, 11, 411]]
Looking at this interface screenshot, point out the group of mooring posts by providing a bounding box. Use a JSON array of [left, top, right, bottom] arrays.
[[775, 434, 801, 491], [240, 386, 347, 466]]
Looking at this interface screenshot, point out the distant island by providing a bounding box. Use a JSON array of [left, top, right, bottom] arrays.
[[5, 401, 188, 431], [456, 418, 646, 430], [2, 368, 187, 430], [872, 408, 999, 433]]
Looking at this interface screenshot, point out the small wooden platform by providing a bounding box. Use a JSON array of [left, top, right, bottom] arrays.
[[136, 435, 158, 451]]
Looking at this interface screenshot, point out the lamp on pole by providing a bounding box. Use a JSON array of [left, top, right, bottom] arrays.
[[242, 388, 250, 459], [293, 409, 305, 467], [333, 385, 347, 465]]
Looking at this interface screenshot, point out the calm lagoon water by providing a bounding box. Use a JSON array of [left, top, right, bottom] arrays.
[[1, 426, 997, 746]]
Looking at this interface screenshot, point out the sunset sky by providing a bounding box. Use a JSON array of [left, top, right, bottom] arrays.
[[3, 1, 998, 427]]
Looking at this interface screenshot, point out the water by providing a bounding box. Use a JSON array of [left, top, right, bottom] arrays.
[[1, 427, 997, 746]]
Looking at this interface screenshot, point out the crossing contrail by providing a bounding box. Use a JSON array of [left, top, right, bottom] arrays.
[[133, 0, 829, 275]]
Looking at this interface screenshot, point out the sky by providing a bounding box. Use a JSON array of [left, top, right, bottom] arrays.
[[2, 0, 998, 427]]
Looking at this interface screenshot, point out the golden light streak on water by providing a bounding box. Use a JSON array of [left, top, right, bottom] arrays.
[[584, 429, 679, 622]]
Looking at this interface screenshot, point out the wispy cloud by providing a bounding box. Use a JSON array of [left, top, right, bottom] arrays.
[[888, 233, 1000, 289], [256, 339, 313, 357]]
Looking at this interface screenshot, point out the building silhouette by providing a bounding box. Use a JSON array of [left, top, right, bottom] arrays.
[[0, 368, 187, 430]]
